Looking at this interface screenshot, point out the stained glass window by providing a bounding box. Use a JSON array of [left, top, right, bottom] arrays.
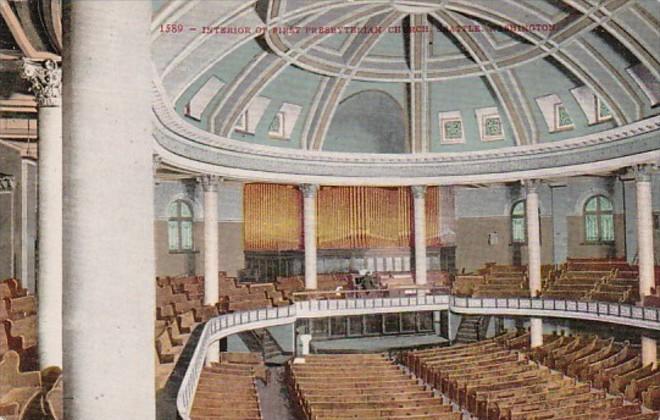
[[597, 97, 612, 121], [555, 104, 573, 130], [444, 120, 463, 140], [484, 117, 502, 137], [168, 200, 194, 252], [584, 195, 614, 243], [268, 111, 285, 138], [511, 201, 526, 243]]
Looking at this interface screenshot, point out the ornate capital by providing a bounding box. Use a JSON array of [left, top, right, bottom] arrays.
[[20, 59, 61, 107], [0, 175, 15, 192], [199, 175, 222, 192], [522, 179, 541, 195], [152, 154, 162, 173], [411, 185, 427, 199], [632, 163, 654, 183], [299, 184, 318, 198]]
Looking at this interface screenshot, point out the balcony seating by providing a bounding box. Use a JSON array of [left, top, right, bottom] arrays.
[[473, 265, 530, 298], [288, 353, 459, 420], [190, 352, 263, 420]]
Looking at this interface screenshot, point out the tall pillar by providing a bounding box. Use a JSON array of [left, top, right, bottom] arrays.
[[300, 184, 318, 290], [201, 175, 220, 305], [642, 336, 657, 368], [62, 2, 155, 418], [412, 186, 428, 285], [525, 180, 543, 348], [21, 59, 63, 369], [634, 165, 655, 299], [549, 183, 568, 265], [530, 317, 543, 348], [621, 175, 638, 264], [525, 180, 542, 296]]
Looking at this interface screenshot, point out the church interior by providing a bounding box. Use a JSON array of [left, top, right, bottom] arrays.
[[0, 0, 659, 419]]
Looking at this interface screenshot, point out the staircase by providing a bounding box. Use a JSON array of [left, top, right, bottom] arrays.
[[455, 315, 490, 344], [238, 329, 291, 365]]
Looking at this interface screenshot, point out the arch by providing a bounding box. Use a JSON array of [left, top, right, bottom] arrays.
[[583, 195, 614, 243], [322, 90, 408, 153]]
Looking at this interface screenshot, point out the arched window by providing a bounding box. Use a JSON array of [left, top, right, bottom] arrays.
[[584, 195, 614, 243], [168, 200, 194, 252], [511, 201, 526, 243]]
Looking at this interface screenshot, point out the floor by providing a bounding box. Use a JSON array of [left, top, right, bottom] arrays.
[[256, 366, 301, 420]]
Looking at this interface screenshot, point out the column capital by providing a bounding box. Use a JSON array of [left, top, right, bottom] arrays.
[[20, 59, 62, 107], [411, 185, 427, 199], [199, 174, 222, 192], [152, 154, 162, 173], [299, 183, 318, 198], [522, 179, 542, 195], [631, 163, 655, 183], [0, 175, 15, 192]]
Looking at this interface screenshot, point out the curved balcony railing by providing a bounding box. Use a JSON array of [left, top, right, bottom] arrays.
[[176, 294, 660, 419]]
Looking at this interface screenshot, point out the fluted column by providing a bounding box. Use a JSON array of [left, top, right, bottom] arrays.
[[21, 59, 62, 369], [300, 184, 318, 290], [201, 175, 220, 305], [412, 186, 428, 285], [525, 180, 543, 348], [62, 2, 155, 417], [634, 165, 655, 300]]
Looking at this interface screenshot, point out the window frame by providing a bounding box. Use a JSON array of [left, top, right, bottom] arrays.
[[511, 200, 527, 244], [595, 96, 612, 123], [439, 114, 465, 144], [168, 199, 195, 253], [583, 195, 615, 244], [481, 114, 504, 142]]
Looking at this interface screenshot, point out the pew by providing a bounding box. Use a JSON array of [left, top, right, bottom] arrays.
[[0, 351, 41, 418]]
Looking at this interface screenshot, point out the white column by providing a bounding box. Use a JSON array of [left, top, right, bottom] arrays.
[[201, 175, 220, 305], [300, 184, 318, 290], [62, 2, 155, 418], [525, 180, 543, 348], [525, 180, 542, 297], [530, 317, 543, 348], [635, 165, 655, 299], [412, 186, 427, 285], [21, 59, 63, 369], [642, 336, 657, 368]]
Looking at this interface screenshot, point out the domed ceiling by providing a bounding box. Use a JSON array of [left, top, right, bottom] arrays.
[[151, 0, 659, 165]]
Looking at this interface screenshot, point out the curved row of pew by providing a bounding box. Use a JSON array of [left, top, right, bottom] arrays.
[[0, 278, 62, 420], [190, 352, 265, 420], [288, 353, 460, 420], [404, 332, 658, 420]]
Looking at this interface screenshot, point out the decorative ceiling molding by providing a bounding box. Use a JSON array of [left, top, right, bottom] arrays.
[[562, 0, 660, 82], [0, 0, 59, 61], [308, 11, 404, 151], [152, 74, 660, 185], [430, 10, 537, 146]]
